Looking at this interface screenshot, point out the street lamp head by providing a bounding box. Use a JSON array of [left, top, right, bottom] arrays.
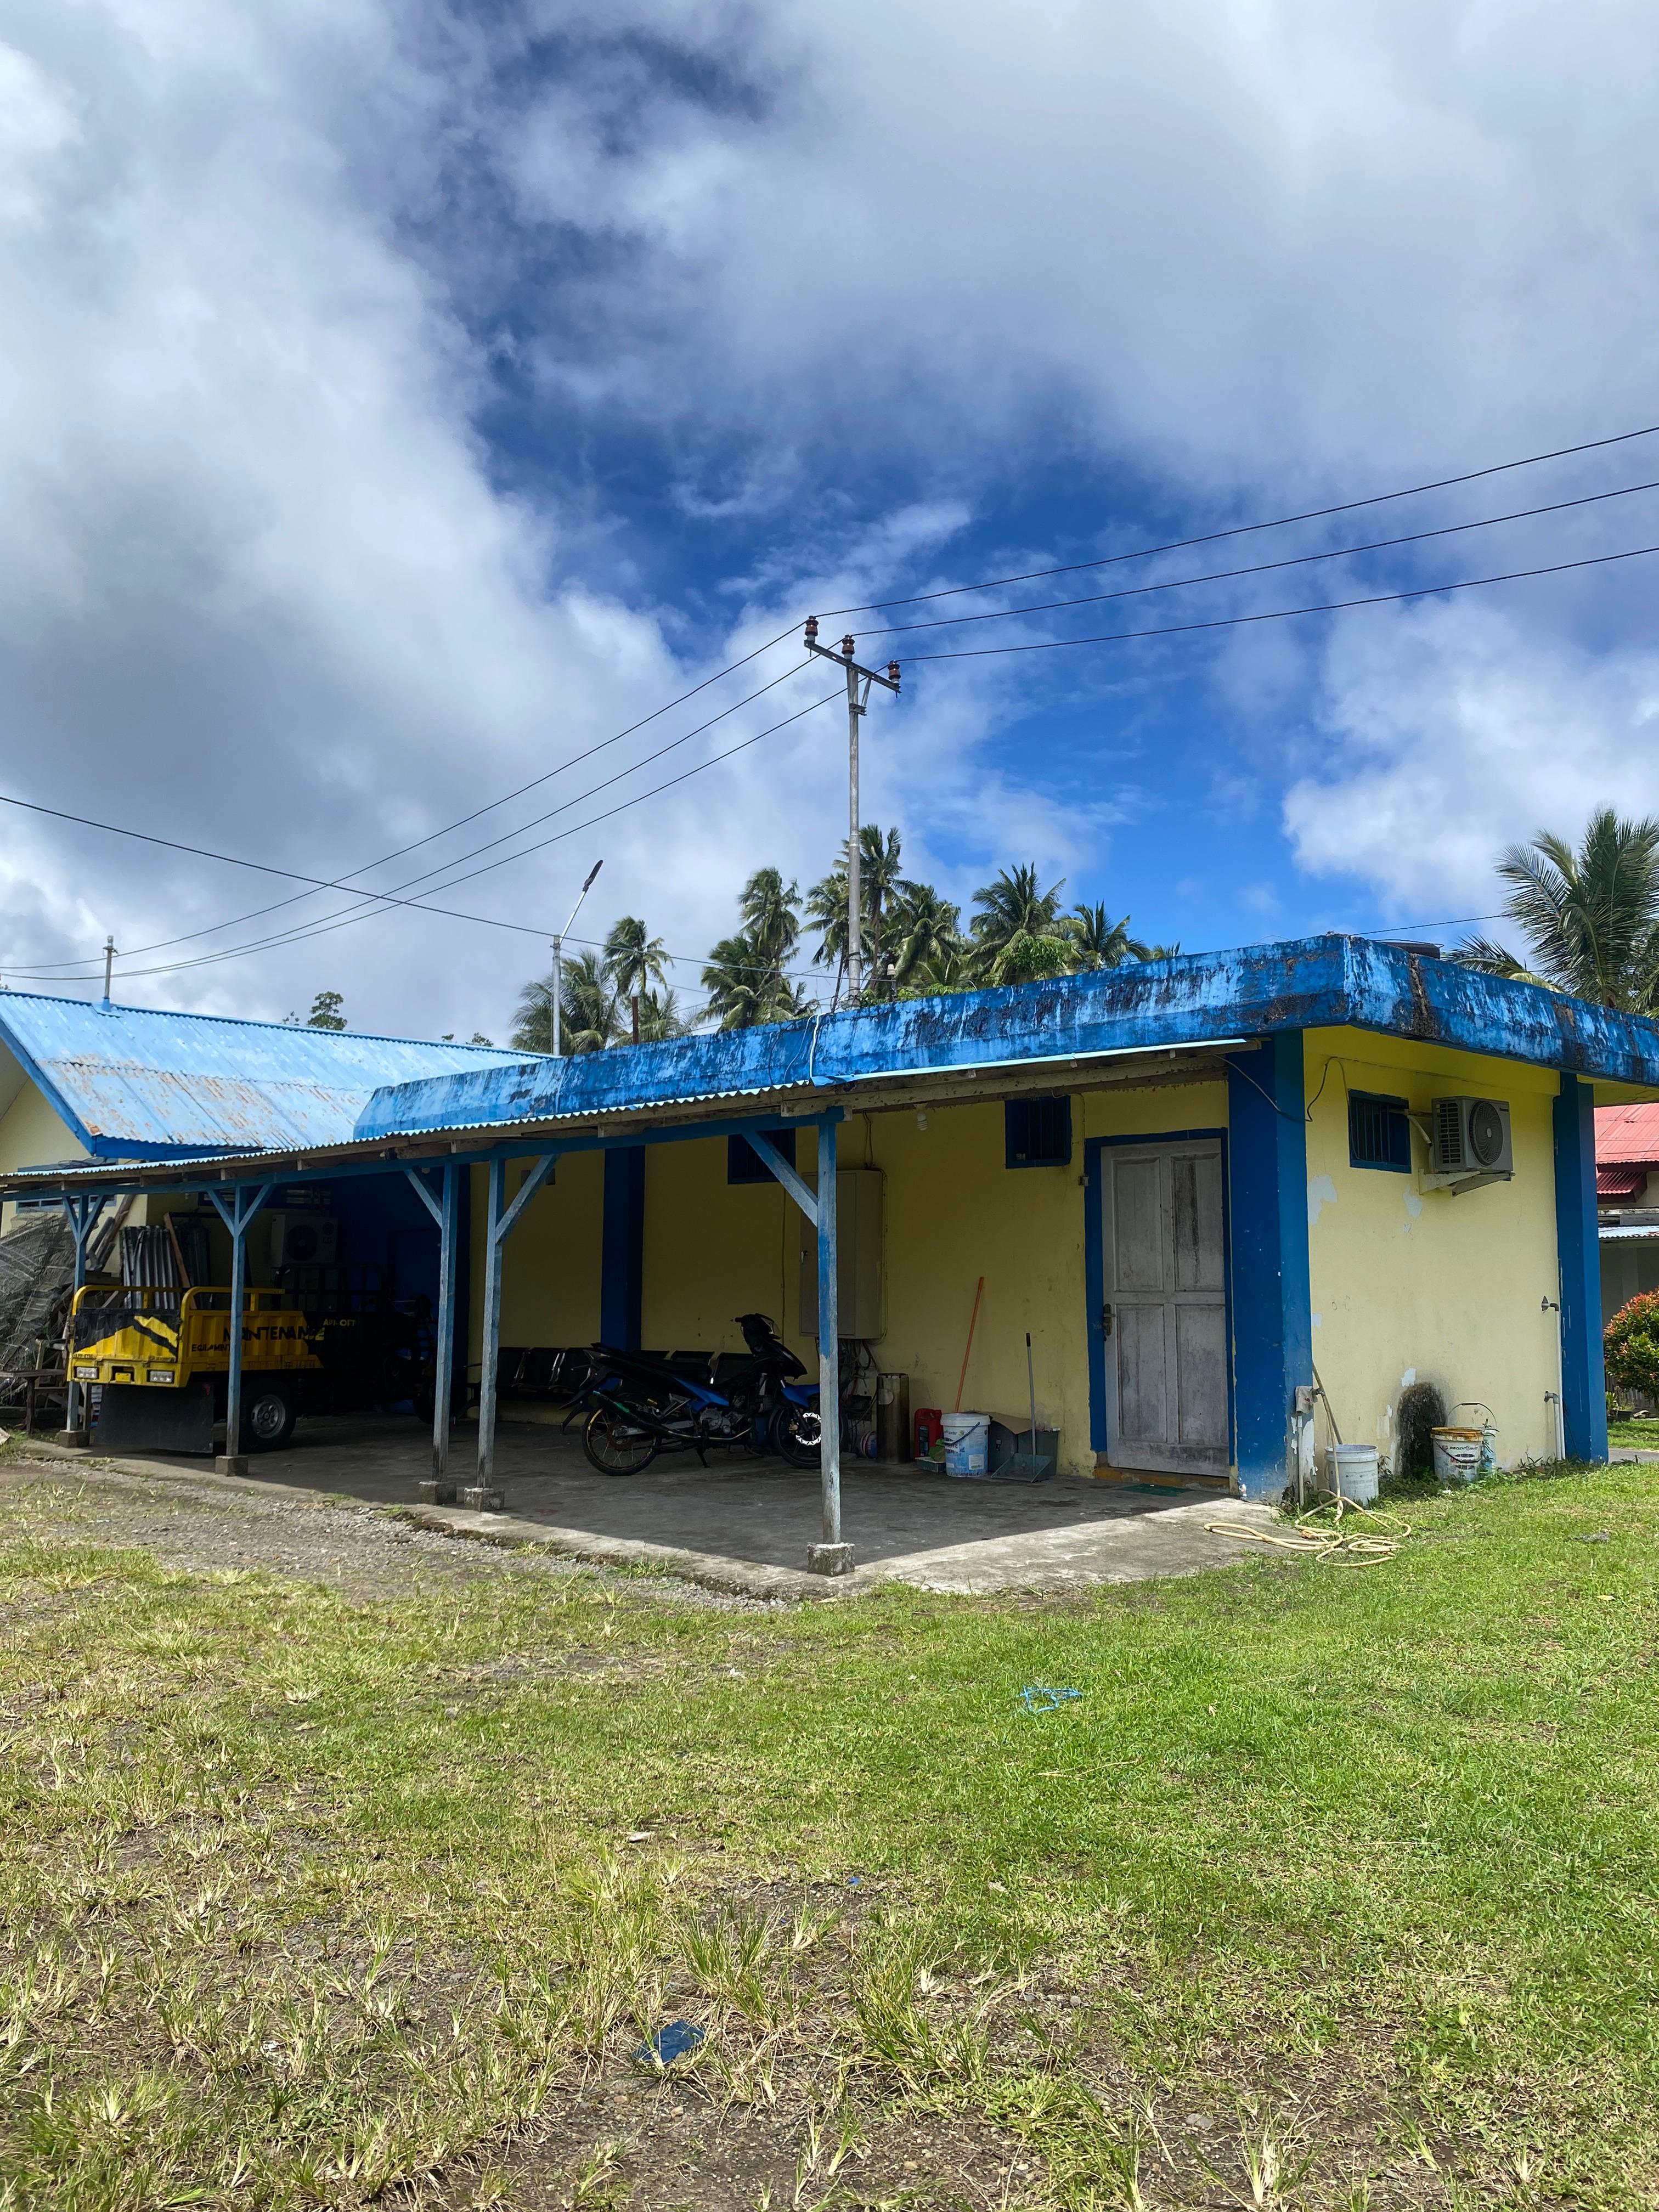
[[840, 634, 856, 658], [582, 858, 604, 893]]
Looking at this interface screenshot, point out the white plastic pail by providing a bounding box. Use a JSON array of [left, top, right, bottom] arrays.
[[1431, 1426, 1484, 1483], [942, 1412, 990, 1476], [1325, 1444, 1380, 1504]]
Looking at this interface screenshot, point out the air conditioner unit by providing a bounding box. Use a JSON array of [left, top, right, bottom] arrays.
[[1429, 1096, 1512, 1189], [271, 1212, 338, 1267]]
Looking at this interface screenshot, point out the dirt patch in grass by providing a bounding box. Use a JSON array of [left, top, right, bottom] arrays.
[[0, 1456, 765, 1607]]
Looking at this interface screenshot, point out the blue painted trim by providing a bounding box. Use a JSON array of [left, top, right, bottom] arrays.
[[1083, 1129, 1232, 1466], [600, 1146, 646, 1351], [1227, 1035, 1312, 1501], [356, 935, 1659, 1143], [1554, 1073, 1609, 1461]]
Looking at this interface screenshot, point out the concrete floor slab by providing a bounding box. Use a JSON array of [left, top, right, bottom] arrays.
[[37, 1411, 1282, 1600]]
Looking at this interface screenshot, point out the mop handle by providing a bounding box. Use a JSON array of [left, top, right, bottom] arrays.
[[954, 1277, 985, 1411]]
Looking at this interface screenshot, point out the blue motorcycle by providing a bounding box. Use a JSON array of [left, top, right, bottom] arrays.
[[580, 1312, 820, 1476]]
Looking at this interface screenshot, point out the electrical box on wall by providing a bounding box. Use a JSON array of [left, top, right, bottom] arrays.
[[271, 1212, 338, 1267], [797, 1167, 884, 1340]]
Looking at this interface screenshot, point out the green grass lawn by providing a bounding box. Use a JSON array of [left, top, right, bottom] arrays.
[[4, 1463, 1659, 2210], [1608, 1413, 1659, 1451]]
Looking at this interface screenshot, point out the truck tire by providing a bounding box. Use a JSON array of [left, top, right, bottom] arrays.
[[241, 1385, 297, 1453]]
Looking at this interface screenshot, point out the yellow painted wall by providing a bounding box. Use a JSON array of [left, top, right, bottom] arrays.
[[469, 1153, 605, 1420], [550, 1077, 1224, 1481], [0, 1082, 88, 1234], [1302, 1026, 1564, 1469], [640, 1131, 811, 1357], [471, 1038, 1581, 1481]]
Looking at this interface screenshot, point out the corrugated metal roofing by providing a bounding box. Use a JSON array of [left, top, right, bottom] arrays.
[[356, 935, 1659, 1146], [1597, 1101, 1659, 1163], [0, 991, 528, 1160]]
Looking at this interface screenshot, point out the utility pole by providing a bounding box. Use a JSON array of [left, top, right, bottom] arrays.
[[551, 859, 603, 1056], [101, 936, 116, 1010], [803, 621, 900, 1003]]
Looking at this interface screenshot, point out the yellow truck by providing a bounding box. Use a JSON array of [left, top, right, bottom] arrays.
[[69, 1284, 323, 1454]]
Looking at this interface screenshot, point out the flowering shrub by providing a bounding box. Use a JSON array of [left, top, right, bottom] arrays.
[[1605, 1290, 1659, 1400]]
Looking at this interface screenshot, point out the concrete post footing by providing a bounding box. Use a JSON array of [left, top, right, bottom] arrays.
[[458, 1485, 504, 1512], [806, 1541, 855, 1577], [215, 1454, 250, 1477], [55, 1430, 88, 1449], [418, 1479, 458, 1505]]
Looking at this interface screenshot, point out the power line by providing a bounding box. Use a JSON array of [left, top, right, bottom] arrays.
[[1, 689, 846, 985], [855, 474, 1659, 639], [18, 416, 1659, 988], [905, 540, 1659, 663], [15, 624, 807, 977], [820, 420, 1659, 616]]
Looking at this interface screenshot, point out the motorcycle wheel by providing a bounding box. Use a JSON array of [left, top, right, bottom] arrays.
[[583, 1407, 658, 1476], [775, 1402, 821, 1469]]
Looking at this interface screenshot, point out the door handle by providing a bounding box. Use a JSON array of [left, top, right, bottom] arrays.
[[1100, 1302, 1114, 1337]]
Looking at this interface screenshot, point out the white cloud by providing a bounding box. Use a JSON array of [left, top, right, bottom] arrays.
[[1284, 601, 1659, 911], [2, 0, 1658, 1036]]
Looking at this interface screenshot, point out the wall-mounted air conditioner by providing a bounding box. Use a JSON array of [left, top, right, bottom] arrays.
[[1425, 1097, 1512, 1193], [271, 1212, 338, 1267]]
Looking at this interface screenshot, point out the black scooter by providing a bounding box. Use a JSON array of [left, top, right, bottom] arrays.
[[580, 1313, 820, 1476]]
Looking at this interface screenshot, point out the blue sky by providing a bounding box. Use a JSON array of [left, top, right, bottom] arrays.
[[2, 1, 1659, 1036]]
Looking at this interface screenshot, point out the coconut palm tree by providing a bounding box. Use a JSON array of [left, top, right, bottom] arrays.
[[738, 867, 802, 966], [603, 916, 669, 1045], [1456, 810, 1659, 1012], [968, 864, 1072, 984], [510, 953, 618, 1054], [889, 882, 966, 992], [634, 986, 688, 1042], [1064, 902, 1149, 971], [806, 824, 908, 1002], [702, 870, 811, 1029]]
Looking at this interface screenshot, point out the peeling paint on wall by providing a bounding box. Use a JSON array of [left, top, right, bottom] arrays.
[[1308, 1174, 1338, 1227]]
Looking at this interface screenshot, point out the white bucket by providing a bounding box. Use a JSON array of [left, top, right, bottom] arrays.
[[1432, 1426, 1484, 1484], [942, 1412, 990, 1476], [1324, 1444, 1380, 1504]]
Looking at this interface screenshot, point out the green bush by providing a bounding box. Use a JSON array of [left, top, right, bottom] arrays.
[[1604, 1289, 1659, 1399]]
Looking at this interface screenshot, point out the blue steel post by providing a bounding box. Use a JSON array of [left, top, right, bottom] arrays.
[[1226, 1035, 1312, 1502], [58, 1193, 102, 1442], [811, 1115, 850, 1570], [1554, 1072, 1609, 1462], [208, 1183, 273, 1475], [600, 1146, 646, 1350], [433, 1161, 459, 1480], [477, 1157, 507, 1487]]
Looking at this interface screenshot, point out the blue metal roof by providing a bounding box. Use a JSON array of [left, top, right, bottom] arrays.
[[357, 934, 1659, 1143], [0, 991, 528, 1160]]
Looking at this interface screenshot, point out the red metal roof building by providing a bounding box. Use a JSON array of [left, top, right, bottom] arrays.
[[1596, 1103, 1659, 1323]]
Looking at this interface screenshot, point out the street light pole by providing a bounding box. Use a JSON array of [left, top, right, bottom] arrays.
[[550, 859, 603, 1056], [803, 622, 900, 1005]]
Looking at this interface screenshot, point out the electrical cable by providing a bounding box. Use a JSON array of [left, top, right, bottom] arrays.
[[852, 473, 1659, 639], [16, 417, 1659, 990], [904, 540, 1659, 663], [5, 688, 846, 985], [819, 419, 1659, 616], [13, 630, 806, 976]]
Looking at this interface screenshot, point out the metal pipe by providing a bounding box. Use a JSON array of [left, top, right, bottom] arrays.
[[432, 1161, 458, 1480], [816, 1115, 840, 1547], [551, 859, 603, 1057], [845, 654, 862, 1003], [60, 1195, 97, 1440], [477, 1156, 506, 1483]]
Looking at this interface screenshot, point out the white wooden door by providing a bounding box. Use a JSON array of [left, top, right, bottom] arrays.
[[1101, 1139, 1229, 1475]]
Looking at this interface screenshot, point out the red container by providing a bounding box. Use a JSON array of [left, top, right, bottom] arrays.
[[913, 1406, 944, 1462]]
